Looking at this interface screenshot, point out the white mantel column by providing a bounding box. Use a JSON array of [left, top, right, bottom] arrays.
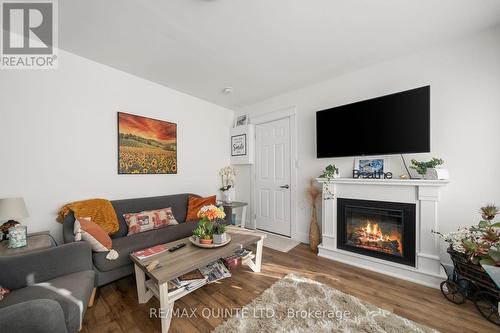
[[320, 182, 336, 249], [417, 186, 443, 276]]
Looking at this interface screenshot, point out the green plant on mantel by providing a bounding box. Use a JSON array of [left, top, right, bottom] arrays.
[[319, 164, 339, 179], [409, 157, 444, 176], [319, 164, 339, 200]]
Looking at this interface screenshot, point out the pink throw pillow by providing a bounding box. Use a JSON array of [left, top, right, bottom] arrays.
[[123, 207, 178, 236]]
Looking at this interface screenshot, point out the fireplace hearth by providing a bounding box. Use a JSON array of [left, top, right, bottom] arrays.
[[337, 198, 416, 267]]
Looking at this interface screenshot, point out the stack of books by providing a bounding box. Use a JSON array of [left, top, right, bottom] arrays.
[[171, 269, 207, 291], [169, 259, 232, 292]]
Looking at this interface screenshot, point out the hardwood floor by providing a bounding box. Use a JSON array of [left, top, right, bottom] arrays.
[[82, 244, 498, 333]]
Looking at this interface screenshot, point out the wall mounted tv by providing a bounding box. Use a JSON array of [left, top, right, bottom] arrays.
[[316, 86, 430, 158]]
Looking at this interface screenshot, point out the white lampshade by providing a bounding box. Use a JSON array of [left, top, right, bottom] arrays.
[[0, 198, 29, 221]]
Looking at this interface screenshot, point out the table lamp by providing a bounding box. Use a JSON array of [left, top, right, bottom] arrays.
[[0, 198, 29, 244]]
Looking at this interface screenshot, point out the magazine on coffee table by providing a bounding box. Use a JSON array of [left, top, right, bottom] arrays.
[[132, 244, 168, 260]]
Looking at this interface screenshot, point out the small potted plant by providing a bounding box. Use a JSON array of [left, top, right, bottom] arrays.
[[192, 226, 204, 242], [318, 164, 339, 200], [410, 158, 444, 179], [213, 222, 227, 244], [320, 164, 340, 179], [200, 233, 213, 245], [196, 220, 213, 244]]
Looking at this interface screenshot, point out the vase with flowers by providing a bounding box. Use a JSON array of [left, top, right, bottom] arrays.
[[219, 166, 236, 203], [192, 205, 226, 245]]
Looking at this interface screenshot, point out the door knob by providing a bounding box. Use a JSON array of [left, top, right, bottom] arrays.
[[280, 185, 289, 189]]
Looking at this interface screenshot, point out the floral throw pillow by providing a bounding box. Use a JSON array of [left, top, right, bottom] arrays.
[[124, 207, 178, 236]]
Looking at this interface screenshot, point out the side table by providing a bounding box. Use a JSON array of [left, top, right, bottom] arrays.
[[0, 231, 54, 256], [222, 201, 248, 228]]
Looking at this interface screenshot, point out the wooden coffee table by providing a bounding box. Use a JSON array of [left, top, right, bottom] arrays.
[[130, 226, 266, 333]]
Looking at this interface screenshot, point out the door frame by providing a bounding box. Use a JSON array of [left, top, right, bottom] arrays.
[[250, 106, 298, 240]]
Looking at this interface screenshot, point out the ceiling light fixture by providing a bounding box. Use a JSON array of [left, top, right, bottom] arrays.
[[222, 87, 234, 95]]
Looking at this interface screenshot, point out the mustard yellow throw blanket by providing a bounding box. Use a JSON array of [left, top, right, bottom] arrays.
[[57, 198, 119, 235]]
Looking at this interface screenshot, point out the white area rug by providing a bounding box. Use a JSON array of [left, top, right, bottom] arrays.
[[213, 274, 439, 333], [262, 232, 300, 253]]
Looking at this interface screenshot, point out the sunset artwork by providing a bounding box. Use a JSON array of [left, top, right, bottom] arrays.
[[118, 112, 177, 174]]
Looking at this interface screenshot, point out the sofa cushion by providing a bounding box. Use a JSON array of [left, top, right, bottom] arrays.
[[111, 193, 198, 238], [0, 270, 94, 333], [0, 299, 68, 333], [74, 218, 112, 251], [123, 207, 178, 236], [93, 221, 199, 272], [186, 195, 216, 222]]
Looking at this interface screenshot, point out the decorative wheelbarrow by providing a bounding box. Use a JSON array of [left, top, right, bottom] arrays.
[[440, 248, 500, 326]]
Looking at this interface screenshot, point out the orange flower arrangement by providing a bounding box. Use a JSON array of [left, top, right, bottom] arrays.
[[197, 205, 226, 221]]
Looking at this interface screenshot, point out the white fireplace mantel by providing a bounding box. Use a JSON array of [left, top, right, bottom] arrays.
[[316, 177, 449, 288]]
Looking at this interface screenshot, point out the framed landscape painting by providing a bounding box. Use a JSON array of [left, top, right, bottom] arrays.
[[118, 112, 177, 174]]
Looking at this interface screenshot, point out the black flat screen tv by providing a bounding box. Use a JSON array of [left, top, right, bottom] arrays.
[[316, 86, 430, 158]]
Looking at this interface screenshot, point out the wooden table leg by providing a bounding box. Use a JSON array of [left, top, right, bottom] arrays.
[[135, 264, 153, 304], [243, 238, 264, 273], [254, 238, 263, 272], [159, 282, 174, 333]]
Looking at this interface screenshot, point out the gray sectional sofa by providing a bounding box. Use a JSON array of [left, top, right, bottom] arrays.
[[0, 242, 95, 333], [62, 193, 231, 286]]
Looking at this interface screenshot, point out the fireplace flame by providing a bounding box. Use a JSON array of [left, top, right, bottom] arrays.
[[354, 220, 402, 255], [362, 222, 391, 242]]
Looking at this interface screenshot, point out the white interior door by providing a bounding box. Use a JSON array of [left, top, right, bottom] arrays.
[[255, 117, 291, 236]]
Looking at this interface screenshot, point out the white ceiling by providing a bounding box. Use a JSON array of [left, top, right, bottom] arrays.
[[60, 0, 500, 109]]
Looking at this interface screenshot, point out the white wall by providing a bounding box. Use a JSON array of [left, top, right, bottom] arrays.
[[235, 26, 500, 259], [0, 49, 234, 242]]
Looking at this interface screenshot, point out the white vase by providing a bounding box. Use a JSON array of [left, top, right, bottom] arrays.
[[222, 188, 235, 203], [213, 233, 227, 244], [423, 168, 450, 180]]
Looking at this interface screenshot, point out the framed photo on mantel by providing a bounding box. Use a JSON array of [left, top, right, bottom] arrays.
[[354, 157, 386, 174], [353, 156, 390, 179]]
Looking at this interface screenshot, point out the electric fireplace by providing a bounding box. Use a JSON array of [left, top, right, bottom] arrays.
[[337, 198, 416, 266]]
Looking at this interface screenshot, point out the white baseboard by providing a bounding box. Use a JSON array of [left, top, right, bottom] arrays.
[[318, 246, 445, 289]]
